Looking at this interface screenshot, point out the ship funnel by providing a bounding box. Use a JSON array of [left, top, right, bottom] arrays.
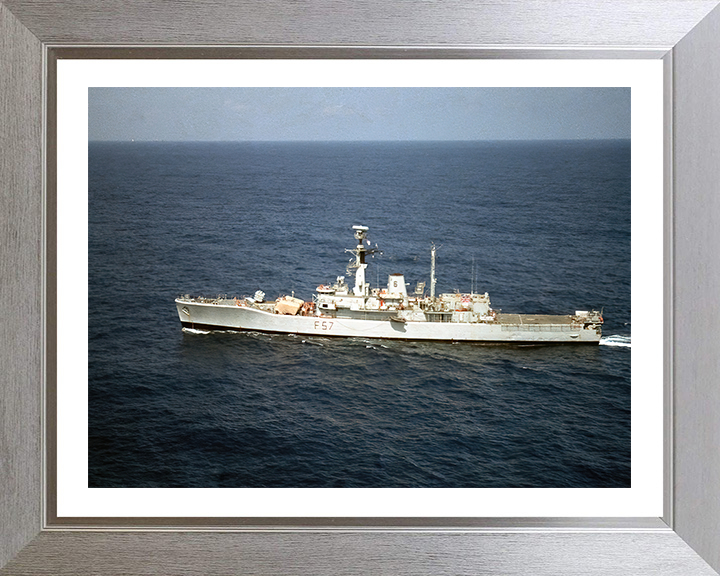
[[388, 274, 408, 297]]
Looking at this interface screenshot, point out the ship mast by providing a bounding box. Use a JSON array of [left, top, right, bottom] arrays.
[[347, 225, 382, 297], [430, 243, 437, 299], [350, 225, 369, 296]]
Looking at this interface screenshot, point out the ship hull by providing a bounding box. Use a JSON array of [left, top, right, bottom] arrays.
[[176, 299, 601, 343]]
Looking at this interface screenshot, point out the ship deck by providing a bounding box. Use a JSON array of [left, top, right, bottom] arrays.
[[496, 313, 576, 325]]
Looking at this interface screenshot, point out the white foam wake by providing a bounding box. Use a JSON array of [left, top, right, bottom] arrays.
[[182, 327, 211, 335], [600, 335, 631, 348]]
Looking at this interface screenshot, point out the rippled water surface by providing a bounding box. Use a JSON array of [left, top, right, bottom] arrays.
[[89, 140, 630, 487]]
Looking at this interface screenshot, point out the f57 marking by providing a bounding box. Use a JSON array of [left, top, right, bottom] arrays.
[[314, 320, 334, 331]]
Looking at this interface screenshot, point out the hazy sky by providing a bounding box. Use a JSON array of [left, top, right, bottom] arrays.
[[88, 87, 630, 142]]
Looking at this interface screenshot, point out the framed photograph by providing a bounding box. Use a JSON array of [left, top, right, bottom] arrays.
[[2, 2, 720, 575], [59, 61, 659, 521]]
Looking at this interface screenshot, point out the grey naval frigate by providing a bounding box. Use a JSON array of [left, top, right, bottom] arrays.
[[176, 225, 603, 343]]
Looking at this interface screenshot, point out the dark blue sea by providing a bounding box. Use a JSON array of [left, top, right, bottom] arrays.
[[88, 140, 631, 488]]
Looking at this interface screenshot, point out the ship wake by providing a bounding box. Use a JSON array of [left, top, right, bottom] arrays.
[[182, 327, 211, 335], [600, 335, 631, 348]]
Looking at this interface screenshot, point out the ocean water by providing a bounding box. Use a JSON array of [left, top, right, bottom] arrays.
[[88, 140, 631, 488]]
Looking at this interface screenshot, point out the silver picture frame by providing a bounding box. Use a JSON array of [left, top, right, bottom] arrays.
[[2, 1, 720, 574]]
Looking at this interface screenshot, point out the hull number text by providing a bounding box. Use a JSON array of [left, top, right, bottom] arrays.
[[314, 320, 334, 331]]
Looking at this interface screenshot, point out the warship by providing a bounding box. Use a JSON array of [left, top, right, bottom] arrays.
[[176, 225, 603, 343]]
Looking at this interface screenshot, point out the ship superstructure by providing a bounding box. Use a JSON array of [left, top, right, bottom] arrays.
[[176, 225, 603, 343]]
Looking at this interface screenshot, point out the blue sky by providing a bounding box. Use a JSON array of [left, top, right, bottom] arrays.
[[88, 87, 630, 142]]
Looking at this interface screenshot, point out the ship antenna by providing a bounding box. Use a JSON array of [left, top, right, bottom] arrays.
[[471, 256, 474, 296]]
